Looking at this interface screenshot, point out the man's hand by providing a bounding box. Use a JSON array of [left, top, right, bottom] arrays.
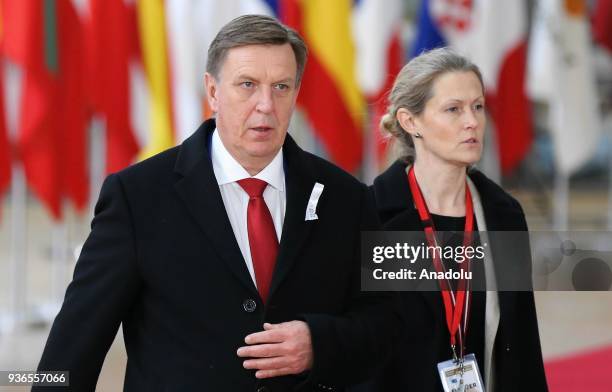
[[237, 320, 313, 379]]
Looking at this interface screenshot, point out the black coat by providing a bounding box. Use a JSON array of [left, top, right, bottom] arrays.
[[363, 160, 548, 392], [35, 119, 401, 392]]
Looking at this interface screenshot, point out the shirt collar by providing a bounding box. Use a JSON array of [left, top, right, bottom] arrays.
[[211, 128, 285, 191]]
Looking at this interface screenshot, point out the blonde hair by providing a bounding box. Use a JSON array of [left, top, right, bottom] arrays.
[[380, 47, 484, 162]]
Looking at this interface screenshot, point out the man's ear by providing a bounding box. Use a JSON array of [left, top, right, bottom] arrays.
[[292, 82, 301, 106], [204, 72, 219, 112], [396, 108, 420, 138]]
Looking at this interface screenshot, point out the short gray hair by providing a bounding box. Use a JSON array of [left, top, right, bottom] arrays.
[[206, 14, 308, 85], [380, 47, 484, 162]]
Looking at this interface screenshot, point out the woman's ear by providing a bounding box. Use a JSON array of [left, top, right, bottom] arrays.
[[396, 108, 419, 138]]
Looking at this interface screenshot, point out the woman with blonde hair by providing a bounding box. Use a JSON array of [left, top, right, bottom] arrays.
[[368, 48, 548, 391]]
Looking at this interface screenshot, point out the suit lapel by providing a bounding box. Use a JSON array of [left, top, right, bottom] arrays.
[[173, 120, 259, 297], [269, 136, 316, 298]]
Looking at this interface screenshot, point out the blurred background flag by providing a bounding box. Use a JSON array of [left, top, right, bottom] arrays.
[[84, 0, 140, 175], [528, 0, 602, 175], [0, 73, 8, 201], [165, 0, 203, 144], [56, 0, 88, 213], [3, 0, 60, 218], [136, 0, 175, 161], [278, 0, 365, 173], [352, 0, 404, 170], [410, 0, 532, 175], [593, 0, 612, 52], [0, 6, 9, 203], [2, 0, 88, 220]]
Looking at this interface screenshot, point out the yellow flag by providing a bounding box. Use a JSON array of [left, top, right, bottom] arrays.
[[137, 0, 174, 160]]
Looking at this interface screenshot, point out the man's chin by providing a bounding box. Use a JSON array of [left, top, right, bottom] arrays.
[[247, 147, 282, 160]]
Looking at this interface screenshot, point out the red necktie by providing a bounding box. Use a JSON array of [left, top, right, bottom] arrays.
[[237, 178, 278, 303]]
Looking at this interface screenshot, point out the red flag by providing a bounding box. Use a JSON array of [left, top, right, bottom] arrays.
[[3, 0, 88, 219], [487, 41, 532, 174], [0, 14, 10, 198], [85, 0, 140, 174], [0, 73, 9, 198], [57, 0, 88, 211], [4, 0, 62, 218], [593, 0, 612, 52]]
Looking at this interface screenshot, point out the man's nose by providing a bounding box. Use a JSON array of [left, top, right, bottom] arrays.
[[255, 86, 273, 114]]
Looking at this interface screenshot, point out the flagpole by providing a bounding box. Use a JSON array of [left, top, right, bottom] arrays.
[[553, 171, 570, 231], [1, 60, 26, 334], [28, 186, 71, 326], [89, 116, 106, 217], [480, 123, 501, 184], [2, 163, 27, 334], [608, 129, 612, 230], [44, 206, 69, 322]]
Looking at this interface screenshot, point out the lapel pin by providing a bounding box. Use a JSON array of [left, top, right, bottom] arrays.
[[305, 182, 324, 221]]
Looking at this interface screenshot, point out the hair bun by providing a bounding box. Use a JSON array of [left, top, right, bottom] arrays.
[[380, 112, 395, 134]]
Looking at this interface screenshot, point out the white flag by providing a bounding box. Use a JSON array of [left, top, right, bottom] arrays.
[[165, 0, 274, 143], [528, 0, 601, 175]]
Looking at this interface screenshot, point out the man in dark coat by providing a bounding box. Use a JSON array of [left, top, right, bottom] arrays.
[[35, 15, 399, 391]]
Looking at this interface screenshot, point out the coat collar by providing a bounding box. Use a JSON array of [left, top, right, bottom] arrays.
[[372, 160, 525, 229], [173, 119, 317, 301], [371, 159, 414, 218]]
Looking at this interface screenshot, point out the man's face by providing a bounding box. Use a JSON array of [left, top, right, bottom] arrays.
[[205, 43, 299, 173]]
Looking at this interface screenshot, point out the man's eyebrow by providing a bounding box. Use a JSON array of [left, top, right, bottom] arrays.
[[274, 77, 295, 85], [235, 73, 258, 81], [233, 74, 296, 85]]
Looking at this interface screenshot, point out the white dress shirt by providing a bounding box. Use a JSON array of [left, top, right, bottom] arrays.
[[211, 129, 286, 287]]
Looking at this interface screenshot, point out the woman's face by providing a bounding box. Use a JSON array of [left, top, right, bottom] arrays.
[[407, 71, 485, 168]]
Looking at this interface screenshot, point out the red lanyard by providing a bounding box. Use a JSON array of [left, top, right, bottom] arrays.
[[407, 166, 474, 358]]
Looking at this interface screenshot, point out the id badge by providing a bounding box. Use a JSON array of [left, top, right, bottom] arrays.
[[437, 353, 485, 392]]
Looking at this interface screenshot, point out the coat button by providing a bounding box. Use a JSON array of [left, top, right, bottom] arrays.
[[243, 299, 257, 312]]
